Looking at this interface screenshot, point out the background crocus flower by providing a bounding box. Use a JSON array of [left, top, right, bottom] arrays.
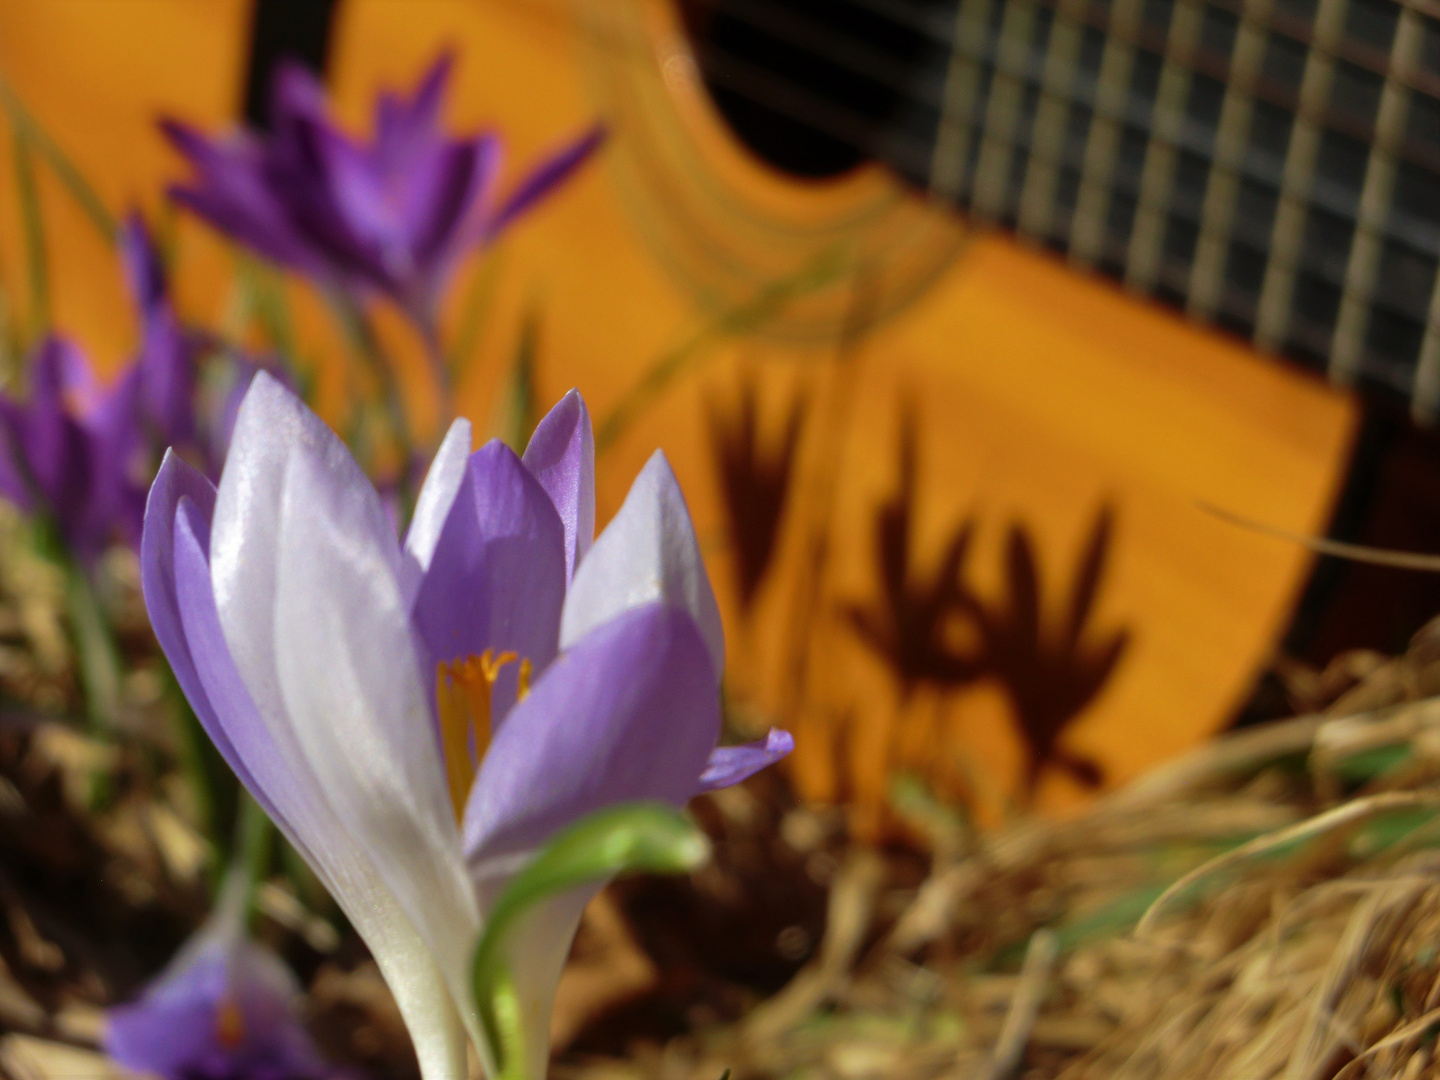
[[106, 873, 335, 1080], [161, 56, 603, 349], [120, 211, 201, 451], [0, 336, 145, 561], [141, 375, 790, 1080]]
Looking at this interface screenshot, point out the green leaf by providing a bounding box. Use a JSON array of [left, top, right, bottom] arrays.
[[493, 305, 540, 455], [470, 802, 710, 1080], [12, 125, 48, 343], [594, 247, 846, 455], [447, 249, 507, 384], [0, 77, 116, 243]]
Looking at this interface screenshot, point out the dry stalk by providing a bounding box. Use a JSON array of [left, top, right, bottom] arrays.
[[975, 929, 1059, 1080]]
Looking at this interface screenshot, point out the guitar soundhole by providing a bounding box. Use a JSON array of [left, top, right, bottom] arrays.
[[676, 0, 955, 180]]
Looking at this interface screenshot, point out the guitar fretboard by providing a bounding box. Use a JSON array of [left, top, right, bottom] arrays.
[[688, 0, 1440, 416]]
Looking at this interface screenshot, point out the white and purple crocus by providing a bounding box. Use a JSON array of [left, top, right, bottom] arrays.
[[141, 374, 791, 1080]]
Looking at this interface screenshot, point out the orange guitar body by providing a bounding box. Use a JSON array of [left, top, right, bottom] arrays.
[[0, 0, 1358, 825]]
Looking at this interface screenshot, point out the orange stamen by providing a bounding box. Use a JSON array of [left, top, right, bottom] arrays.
[[214, 997, 245, 1049], [436, 649, 524, 821], [517, 658, 532, 702]]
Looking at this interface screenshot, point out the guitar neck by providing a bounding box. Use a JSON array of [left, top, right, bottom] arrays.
[[687, 0, 1440, 416]]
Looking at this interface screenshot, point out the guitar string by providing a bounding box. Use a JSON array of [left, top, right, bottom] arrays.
[[696, 0, 1438, 396], [838, 0, 1440, 98], [970, 0, 1043, 217], [1253, 0, 1346, 352], [698, 0, 1437, 256], [689, 36, 1426, 371], [1331, 7, 1425, 388], [498, 0, 1437, 399], [1124, 0, 1206, 292], [1415, 243, 1440, 417], [695, 3, 1436, 273], [1019, 0, 1090, 236], [1187, 0, 1268, 323], [1068, 0, 1147, 266]]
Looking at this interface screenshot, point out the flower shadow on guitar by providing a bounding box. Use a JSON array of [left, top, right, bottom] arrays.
[[706, 374, 807, 615], [844, 412, 1131, 808], [978, 506, 1130, 798]]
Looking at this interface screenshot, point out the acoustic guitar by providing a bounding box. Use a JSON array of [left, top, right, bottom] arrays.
[[2, 0, 1435, 827]]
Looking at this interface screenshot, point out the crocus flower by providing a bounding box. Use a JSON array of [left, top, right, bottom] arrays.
[[106, 872, 335, 1080], [0, 336, 145, 561], [121, 212, 202, 452], [161, 56, 603, 348], [141, 375, 791, 1080]]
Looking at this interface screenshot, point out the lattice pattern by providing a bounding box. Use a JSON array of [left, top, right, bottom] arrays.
[[691, 0, 1440, 414]]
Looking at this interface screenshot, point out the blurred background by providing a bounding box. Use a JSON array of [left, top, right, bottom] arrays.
[[1, 0, 1439, 1077]]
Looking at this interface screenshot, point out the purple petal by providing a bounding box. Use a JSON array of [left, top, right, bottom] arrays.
[[560, 450, 725, 679], [375, 54, 453, 173], [135, 308, 199, 447], [0, 404, 36, 512], [408, 138, 493, 266], [462, 603, 719, 880], [140, 453, 282, 830], [29, 334, 77, 409], [160, 121, 327, 276], [411, 440, 567, 724], [483, 124, 605, 241], [105, 934, 329, 1080], [268, 61, 328, 129], [696, 728, 794, 793], [120, 211, 166, 312], [269, 118, 393, 292], [522, 389, 595, 582], [305, 119, 405, 277], [16, 339, 124, 558]]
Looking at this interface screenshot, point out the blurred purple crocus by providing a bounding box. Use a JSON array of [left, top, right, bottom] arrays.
[[0, 215, 225, 561], [121, 212, 201, 452], [161, 56, 603, 359], [141, 376, 790, 1080], [106, 873, 335, 1080], [0, 337, 146, 561]]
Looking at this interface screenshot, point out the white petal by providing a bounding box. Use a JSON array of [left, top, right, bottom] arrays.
[[210, 371, 403, 739], [402, 417, 473, 603], [176, 501, 469, 1080], [207, 374, 478, 1077], [560, 451, 724, 676], [272, 447, 488, 1063]]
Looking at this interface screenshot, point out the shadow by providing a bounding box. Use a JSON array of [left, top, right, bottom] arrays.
[[842, 407, 986, 697], [843, 404, 1131, 803], [978, 507, 1130, 796], [708, 376, 807, 613]]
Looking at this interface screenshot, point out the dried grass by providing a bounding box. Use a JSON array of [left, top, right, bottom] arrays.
[[563, 623, 1440, 1080]]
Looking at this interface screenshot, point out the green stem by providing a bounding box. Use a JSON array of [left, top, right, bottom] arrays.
[[496, 307, 539, 454], [60, 555, 122, 738], [492, 970, 529, 1080], [446, 250, 506, 387], [22, 511, 121, 746], [593, 249, 845, 455], [417, 315, 453, 421], [326, 291, 418, 514], [0, 76, 116, 243], [232, 791, 274, 923], [11, 125, 48, 343]]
